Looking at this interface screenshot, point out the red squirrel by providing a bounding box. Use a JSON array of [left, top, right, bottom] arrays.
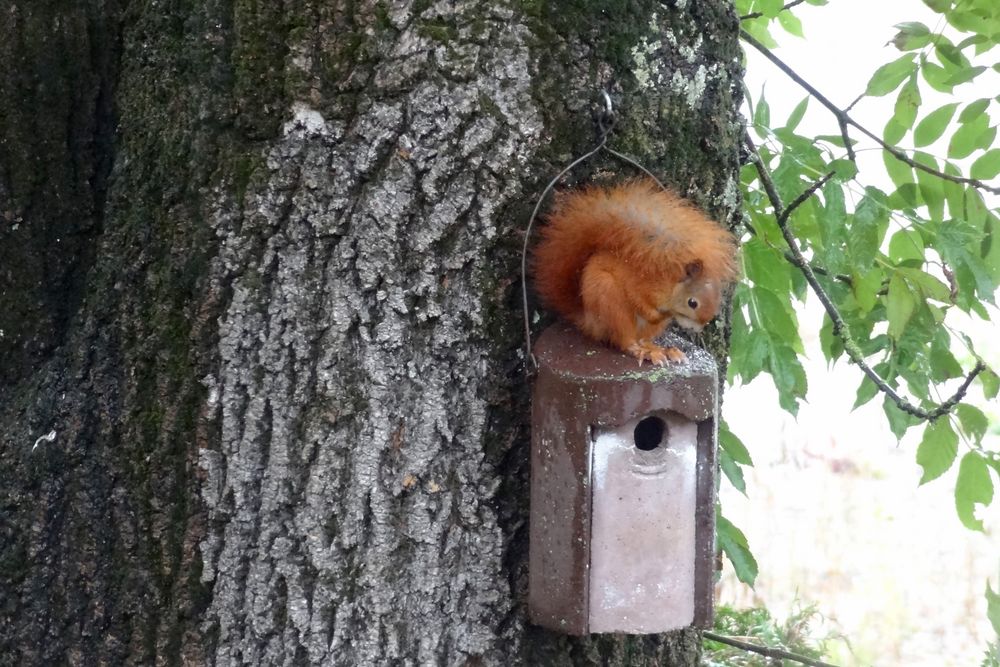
[[533, 179, 738, 365]]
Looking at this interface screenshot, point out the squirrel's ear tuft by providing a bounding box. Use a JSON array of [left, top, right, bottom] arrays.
[[684, 259, 703, 280]]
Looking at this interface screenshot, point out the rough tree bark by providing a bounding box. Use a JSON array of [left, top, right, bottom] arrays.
[[0, 1, 743, 665]]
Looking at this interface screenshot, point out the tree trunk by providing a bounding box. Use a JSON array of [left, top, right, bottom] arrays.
[[0, 1, 743, 665]]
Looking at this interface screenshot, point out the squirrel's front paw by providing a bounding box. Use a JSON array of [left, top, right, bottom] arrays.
[[627, 341, 686, 366]]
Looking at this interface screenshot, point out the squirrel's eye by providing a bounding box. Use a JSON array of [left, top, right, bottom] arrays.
[[687, 298, 699, 309]]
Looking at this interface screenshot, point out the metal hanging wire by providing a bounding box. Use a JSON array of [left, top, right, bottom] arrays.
[[521, 90, 673, 370]]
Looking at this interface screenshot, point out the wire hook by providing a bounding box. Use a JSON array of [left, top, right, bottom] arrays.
[[521, 89, 667, 373], [597, 90, 616, 140]]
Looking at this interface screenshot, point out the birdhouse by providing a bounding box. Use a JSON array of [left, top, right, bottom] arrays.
[[528, 322, 719, 635]]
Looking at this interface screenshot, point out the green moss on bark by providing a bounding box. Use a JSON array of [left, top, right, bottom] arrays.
[[232, 0, 292, 138], [0, 2, 118, 389]]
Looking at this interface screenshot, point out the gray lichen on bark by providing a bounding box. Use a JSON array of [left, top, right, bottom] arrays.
[[199, 4, 543, 664]]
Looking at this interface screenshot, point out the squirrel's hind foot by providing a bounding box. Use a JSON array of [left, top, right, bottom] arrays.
[[626, 340, 686, 366]]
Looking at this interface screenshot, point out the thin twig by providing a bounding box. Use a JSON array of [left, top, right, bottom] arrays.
[[796, 256, 854, 286], [779, 170, 835, 226], [838, 116, 857, 162], [740, 0, 807, 21], [704, 630, 838, 667], [844, 92, 865, 113], [745, 133, 985, 421], [740, 29, 1000, 195]]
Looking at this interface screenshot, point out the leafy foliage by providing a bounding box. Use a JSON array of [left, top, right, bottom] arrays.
[[717, 508, 759, 586], [984, 579, 1000, 666], [728, 0, 999, 595], [703, 604, 836, 666]]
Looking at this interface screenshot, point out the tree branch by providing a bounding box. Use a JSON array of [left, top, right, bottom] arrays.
[[779, 170, 835, 226], [744, 133, 985, 421], [740, 0, 807, 21], [807, 261, 854, 286], [703, 630, 838, 667], [741, 29, 1000, 196]]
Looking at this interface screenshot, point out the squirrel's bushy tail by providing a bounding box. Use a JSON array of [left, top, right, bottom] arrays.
[[532, 179, 738, 319], [532, 186, 612, 319]]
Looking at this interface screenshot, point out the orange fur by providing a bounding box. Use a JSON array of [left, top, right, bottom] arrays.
[[533, 179, 738, 364]]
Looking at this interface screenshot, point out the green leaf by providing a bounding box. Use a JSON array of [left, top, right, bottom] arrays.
[[888, 228, 925, 264], [743, 17, 779, 49], [959, 98, 991, 123], [720, 450, 747, 496], [955, 452, 994, 532], [935, 41, 967, 68], [852, 267, 884, 313], [942, 161, 966, 219], [987, 41, 1000, 57], [817, 182, 848, 270], [956, 404, 989, 443], [743, 238, 791, 293], [865, 55, 917, 97], [921, 58, 955, 93], [883, 150, 914, 188], [754, 92, 771, 128], [913, 103, 959, 147], [720, 422, 753, 466], [944, 65, 987, 87], [854, 375, 879, 410], [893, 21, 929, 35], [848, 192, 885, 268], [851, 361, 889, 411], [785, 97, 809, 132], [891, 75, 921, 135], [986, 581, 1000, 636], [897, 268, 951, 303], [938, 217, 997, 304], [958, 34, 989, 53], [985, 215, 1000, 286], [829, 158, 858, 181], [939, 217, 982, 255], [890, 182, 922, 209], [898, 310, 941, 369], [777, 10, 804, 37], [883, 118, 907, 146], [971, 149, 1000, 180], [922, 0, 950, 11], [884, 395, 919, 439], [887, 273, 916, 340], [759, 0, 785, 18], [729, 298, 770, 386], [914, 151, 945, 221], [717, 513, 758, 586], [916, 419, 959, 484], [769, 344, 807, 415], [816, 134, 856, 148], [947, 9, 995, 35], [742, 333, 770, 385], [819, 315, 842, 362], [930, 330, 963, 381], [753, 288, 803, 353], [981, 368, 999, 400], [948, 114, 993, 159], [891, 22, 932, 51]]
